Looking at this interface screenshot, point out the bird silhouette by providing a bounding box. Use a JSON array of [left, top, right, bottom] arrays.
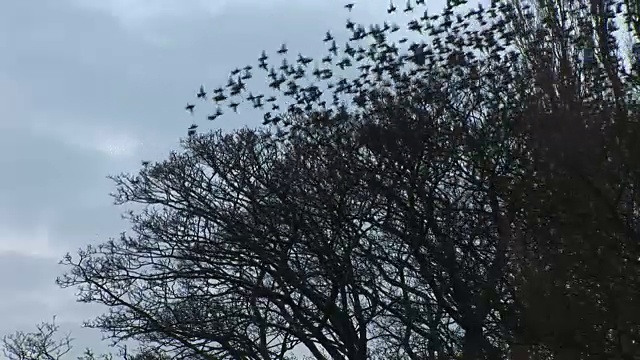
[[213, 93, 227, 103], [388, 1, 397, 14], [259, 50, 268, 62], [297, 53, 313, 66], [329, 41, 338, 56], [277, 44, 288, 55], [187, 123, 198, 136], [196, 85, 206, 99], [207, 107, 223, 120], [404, 0, 413, 13]]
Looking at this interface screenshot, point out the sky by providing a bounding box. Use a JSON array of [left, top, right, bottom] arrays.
[[0, 0, 452, 357]]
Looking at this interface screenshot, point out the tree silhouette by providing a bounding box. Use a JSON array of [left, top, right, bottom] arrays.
[[178, 0, 640, 358], [58, 125, 392, 359], [23, 0, 640, 359], [2, 316, 73, 360], [497, 1, 640, 359], [0, 317, 174, 360]]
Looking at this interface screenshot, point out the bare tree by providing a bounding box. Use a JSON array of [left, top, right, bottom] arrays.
[[2, 317, 176, 360], [41, 0, 640, 359], [56, 125, 389, 360], [2, 316, 73, 360]]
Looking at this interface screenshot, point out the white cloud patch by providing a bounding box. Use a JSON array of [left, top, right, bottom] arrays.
[[66, 0, 233, 46], [26, 117, 142, 160], [65, 0, 359, 48], [0, 218, 60, 259], [69, 0, 335, 30], [69, 0, 230, 25]]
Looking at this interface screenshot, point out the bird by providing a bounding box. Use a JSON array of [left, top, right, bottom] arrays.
[[196, 85, 206, 99], [207, 107, 223, 120], [329, 41, 338, 56], [185, 103, 195, 114], [404, 0, 413, 13], [213, 93, 227, 103], [344, 3, 355, 11], [187, 124, 198, 136], [388, 1, 397, 13], [297, 53, 313, 66], [259, 50, 268, 62]]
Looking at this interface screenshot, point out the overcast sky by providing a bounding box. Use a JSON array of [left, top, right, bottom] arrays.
[[0, 0, 448, 357]]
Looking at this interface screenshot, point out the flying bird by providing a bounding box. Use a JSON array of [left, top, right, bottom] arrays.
[[196, 85, 206, 99], [187, 124, 198, 136], [404, 0, 413, 12], [207, 107, 224, 120], [388, 1, 397, 13]]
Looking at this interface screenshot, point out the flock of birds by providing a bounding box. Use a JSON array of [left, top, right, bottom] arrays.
[[181, 0, 638, 138]]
